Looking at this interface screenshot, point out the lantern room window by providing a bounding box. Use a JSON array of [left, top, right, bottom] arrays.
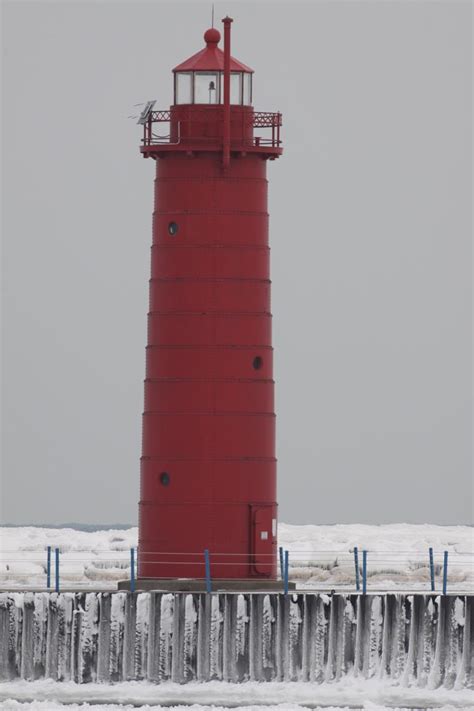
[[175, 72, 192, 104], [194, 72, 219, 104], [219, 73, 243, 105], [174, 71, 253, 105], [243, 72, 252, 105]]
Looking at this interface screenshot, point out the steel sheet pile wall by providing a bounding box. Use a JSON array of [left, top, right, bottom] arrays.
[[0, 592, 472, 688]]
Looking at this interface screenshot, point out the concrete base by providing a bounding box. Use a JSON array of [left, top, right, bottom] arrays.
[[118, 578, 296, 592]]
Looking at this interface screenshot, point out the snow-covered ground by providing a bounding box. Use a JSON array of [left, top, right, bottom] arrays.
[[1, 704, 472, 711], [0, 679, 473, 710], [2, 708, 473, 711], [0, 523, 472, 591]]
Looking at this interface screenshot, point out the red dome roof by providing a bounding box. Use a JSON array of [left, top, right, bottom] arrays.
[[204, 27, 221, 44], [173, 28, 253, 73]]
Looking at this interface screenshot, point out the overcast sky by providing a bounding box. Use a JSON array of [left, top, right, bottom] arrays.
[[2, 0, 472, 526]]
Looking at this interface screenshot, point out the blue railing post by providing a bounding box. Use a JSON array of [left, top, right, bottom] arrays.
[[362, 550, 367, 595], [55, 548, 60, 593], [279, 546, 284, 580], [46, 546, 51, 589], [204, 549, 212, 594], [130, 547, 136, 593], [354, 547, 360, 592], [429, 547, 435, 592], [284, 549, 289, 595], [442, 550, 448, 595]]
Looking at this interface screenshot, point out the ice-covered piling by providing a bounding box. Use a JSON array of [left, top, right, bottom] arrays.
[[0, 591, 472, 688]]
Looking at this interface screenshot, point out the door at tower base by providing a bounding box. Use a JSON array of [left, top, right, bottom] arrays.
[[137, 21, 282, 581], [252, 505, 277, 574]]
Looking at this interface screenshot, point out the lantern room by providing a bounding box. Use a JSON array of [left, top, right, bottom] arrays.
[[173, 27, 253, 105], [140, 20, 282, 162]]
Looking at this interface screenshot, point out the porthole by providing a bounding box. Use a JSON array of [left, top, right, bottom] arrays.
[[160, 471, 170, 486], [253, 356, 263, 370], [168, 221, 178, 236]]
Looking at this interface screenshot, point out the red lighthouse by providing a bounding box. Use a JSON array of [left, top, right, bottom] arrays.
[[138, 18, 282, 583]]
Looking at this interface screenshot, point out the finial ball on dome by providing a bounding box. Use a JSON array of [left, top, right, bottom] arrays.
[[204, 27, 221, 45]]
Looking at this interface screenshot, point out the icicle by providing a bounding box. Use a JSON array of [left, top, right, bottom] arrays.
[[45, 593, 59, 679], [456, 595, 473, 690], [97, 593, 111, 682], [57, 593, 74, 682], [184, 593, 198, 681], [171, 593, 185, 683], [249, 594, 263, 681], [33, 593, 49, 679], [262, 594, 276, 679], [209, 593, 223, 680], [334, 594, 351, 680], [235, 593, 249, 681], [0, 593, 9, 681], [160, 593, 174, 681], [388, 595, 407, 681], [414, 595, 430, 687], [147, 591, 162, 683], [79, 593, 99, 683], [275, 594, 290, 681], [20, 593, 35, 681], [428, 595, 462, 690], [343, 596, 356, 676], [418, 595, 437, 687], [311, 594, 329, 683], [301, 594, 312, 682], [367, 595, 383, 679], [135, 592, 149, 680], [109, 591, 126, 681], [288, 594, 303, 681], [354, 595, 371, 677], [428, 595, 445, 689], [122, 592, 137, 681], [402, 595, 419, 687], [222, 594, 237, 682], [325, 594, 349, 682], [4, 593, 21, 681], [444, 596, 462, 689], [71, 599, 83, 683]]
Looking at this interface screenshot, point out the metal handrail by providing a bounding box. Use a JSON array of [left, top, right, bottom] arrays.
[[148, 109, 281, 127], [142, 108, 282, 148]]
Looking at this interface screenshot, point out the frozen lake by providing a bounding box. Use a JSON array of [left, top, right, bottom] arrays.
[[1, 523, 473, 592]]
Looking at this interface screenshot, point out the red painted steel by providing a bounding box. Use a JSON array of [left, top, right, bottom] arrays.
[[138, 20, 282, 581], [141, 107, 282, 155], [173, 26, 253, 73], [222, 17, 232, 170]]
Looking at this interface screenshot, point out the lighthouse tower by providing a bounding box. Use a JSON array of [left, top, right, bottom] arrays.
[[138, 18, 282, 583]]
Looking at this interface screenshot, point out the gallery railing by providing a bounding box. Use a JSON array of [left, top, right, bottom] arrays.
[[141, 108, 282, 149]]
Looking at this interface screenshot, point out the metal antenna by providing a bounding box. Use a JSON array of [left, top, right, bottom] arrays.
[[211, 3, 214, 27]]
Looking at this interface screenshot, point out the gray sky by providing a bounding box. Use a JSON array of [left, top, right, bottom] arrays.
[[2, 1, 472, 526]]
